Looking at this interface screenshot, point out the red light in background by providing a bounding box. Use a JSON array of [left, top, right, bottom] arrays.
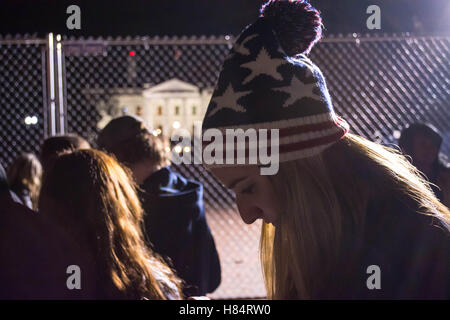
[[129, 50, 136, 57]]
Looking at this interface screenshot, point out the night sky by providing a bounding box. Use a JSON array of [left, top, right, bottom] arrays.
[[0, 0, 449, 37]]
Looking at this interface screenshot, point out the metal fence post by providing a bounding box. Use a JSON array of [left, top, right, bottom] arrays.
[[45, 33, 67, 137]]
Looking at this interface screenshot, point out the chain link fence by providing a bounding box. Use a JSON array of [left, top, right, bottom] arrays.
[[0, 37, 47, 166], [0, 33, 449, 299], [312, 34, 450, 153]]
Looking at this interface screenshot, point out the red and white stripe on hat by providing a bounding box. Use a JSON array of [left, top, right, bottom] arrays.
[[202, 111, 349, 167]]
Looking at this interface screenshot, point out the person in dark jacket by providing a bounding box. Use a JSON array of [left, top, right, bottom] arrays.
[[399, 123, 450, 207], [97, 115, 221, 296]]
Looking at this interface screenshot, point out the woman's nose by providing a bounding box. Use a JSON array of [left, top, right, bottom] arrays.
[[236, 202, 262, 225]]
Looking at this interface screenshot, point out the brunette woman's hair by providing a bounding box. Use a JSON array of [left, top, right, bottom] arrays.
[[39, 149, 182, 299]]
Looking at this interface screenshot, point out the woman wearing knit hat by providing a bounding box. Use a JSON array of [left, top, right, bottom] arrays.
[[202, 0, 450, 299]]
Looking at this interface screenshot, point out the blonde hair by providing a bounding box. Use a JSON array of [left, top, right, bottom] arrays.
[[261, 133, 450, 299], [39, 149, 182, 299], [7, 153, 42, 209]]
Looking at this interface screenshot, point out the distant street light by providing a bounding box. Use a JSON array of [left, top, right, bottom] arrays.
[[24, 116, 38, 125]]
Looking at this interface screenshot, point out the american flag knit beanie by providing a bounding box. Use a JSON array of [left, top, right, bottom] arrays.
[[201, 0, 349, 165]]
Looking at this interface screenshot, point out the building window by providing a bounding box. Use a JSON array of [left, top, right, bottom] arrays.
[[175, 106, 180, 115], [157, 106, 162, 116], [155, 125, 163, 136], [136, 106, 142, 116], [192, 106, 197, 115]]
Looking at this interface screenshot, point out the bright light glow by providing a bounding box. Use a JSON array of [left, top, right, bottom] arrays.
[[184, 146, 191, 153], [393, 130, 401, 139], [174, 146, 182, 153], [172, 121, 180, 129], [165, 147, 171, 153], [24, 116, 38, 125], [56, 34, 61, 42], [156, 128, 162, 135]]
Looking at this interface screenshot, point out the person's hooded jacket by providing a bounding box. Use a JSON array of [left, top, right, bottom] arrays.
[[139, 166, 221, 297]]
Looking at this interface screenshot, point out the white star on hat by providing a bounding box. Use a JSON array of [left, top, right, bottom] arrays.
[[207, 84, 250, 118], [240, 47, 287, 84], [274, 76, 323, 108], [234, 34, 258, 56], [224, 34, 258, 63]]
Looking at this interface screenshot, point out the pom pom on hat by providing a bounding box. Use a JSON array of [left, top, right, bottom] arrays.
[[260, 0, 323, 56]]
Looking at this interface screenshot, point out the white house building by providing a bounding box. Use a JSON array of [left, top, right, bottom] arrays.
[[97, 78, 212, 137]]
